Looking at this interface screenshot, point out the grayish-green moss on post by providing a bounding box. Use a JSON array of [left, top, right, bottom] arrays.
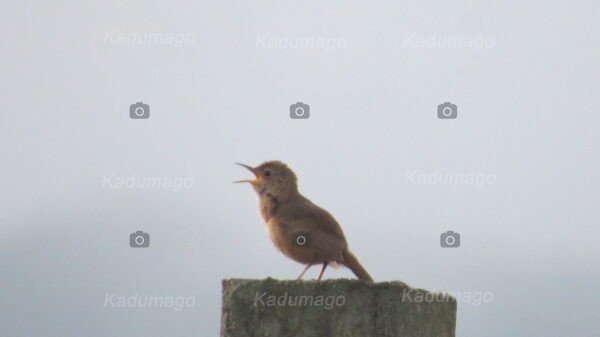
[[221, 278, 456, 337]]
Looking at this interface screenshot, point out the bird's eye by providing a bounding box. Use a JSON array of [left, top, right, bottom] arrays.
[[264, 170, 271, 177]]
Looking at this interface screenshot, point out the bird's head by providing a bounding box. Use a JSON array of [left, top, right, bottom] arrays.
[[235, 161, 298, 198]]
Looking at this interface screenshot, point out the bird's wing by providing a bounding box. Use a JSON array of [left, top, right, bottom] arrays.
[[282, 197, 348, 261]]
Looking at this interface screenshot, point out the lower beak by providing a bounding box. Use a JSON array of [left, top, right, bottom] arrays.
[[234, 163, 260, 184]]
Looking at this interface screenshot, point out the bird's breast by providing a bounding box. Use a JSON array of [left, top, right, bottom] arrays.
[[257, 193, 280, 223]]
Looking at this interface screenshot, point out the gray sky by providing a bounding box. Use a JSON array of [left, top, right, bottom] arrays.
[[1, 1, 599, 336]]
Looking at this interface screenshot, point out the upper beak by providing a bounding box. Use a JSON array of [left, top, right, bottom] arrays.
[[234, 163, 260, 183]]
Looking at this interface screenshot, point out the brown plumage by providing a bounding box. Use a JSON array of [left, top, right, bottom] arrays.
[[236, 160, 373, 282]]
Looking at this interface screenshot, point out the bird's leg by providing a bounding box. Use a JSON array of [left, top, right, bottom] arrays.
[[297, 264, 312, 280], [317, 262, 329, 281]]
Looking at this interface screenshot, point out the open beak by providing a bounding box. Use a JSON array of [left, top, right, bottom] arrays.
[[234, 163, 260, 184]]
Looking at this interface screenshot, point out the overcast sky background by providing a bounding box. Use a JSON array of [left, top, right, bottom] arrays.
[[1, 1, 599, 336]]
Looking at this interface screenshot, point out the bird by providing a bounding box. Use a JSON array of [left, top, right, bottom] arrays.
[[235, 160, 373, 282]]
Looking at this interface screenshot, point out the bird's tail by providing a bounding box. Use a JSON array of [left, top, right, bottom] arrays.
[[342, 250, 373, 282]]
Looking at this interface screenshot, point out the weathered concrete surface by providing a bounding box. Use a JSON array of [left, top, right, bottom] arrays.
[[221, 278, 456, 337]]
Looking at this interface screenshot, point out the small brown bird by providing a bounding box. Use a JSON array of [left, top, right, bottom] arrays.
[[236, 160, 373, 282]]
